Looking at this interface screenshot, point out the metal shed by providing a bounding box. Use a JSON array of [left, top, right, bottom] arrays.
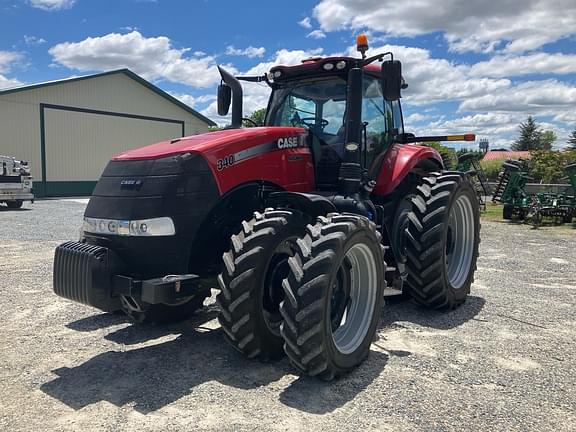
[[0, 69, 215, 197]]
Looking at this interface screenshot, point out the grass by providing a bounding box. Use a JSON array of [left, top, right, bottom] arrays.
[[482, 202, 504, 221]]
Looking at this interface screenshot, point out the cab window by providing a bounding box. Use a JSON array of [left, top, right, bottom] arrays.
[[362, 76, 389, 167], [391, 100, 404, 134]]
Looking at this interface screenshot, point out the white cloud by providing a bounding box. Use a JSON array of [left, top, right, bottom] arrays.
[[313, 0, 576, 53], [24, 35, 47, 45], [0, 51, 23, 89], [0, 51, 23, 74], [120, 26, 139, 32], [298, 17, 312, 29], [459, 80, 576, 113], [0, 75, 23, 90], [49, 31, 227, 88], [169, 92, 216, 108], [553, 112, 576, 124], [353, 44, 510, 105], [431, 80, 576, 148], [469, 53, 576, 78], [225, 46, 266, 58], [243, 48, 325, 76], [29, 0, 75, 11], [403, 113, 430, 124], [307, 30, 326, 39]]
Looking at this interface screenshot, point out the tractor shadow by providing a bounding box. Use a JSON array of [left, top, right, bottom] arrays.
[[65, 312, 129, 332], [380, 295, 486, 330], [278, 350, 389, 414], [43, 304, 388, 415], [42, 307, 285, 414], [0, 206, 32, 212]]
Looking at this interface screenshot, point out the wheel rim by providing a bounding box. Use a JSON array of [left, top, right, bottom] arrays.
[[263, 240, 295, 336], [330, 259, 351, 331], [393, 197, 414, 263], [446, 194, 475, 289], [331, 242, 378, 355]]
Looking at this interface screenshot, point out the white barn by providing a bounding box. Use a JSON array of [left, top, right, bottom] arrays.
[[0, 69, 215, 197]]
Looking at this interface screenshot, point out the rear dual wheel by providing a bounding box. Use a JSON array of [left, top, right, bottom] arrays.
[[404, 172, 480, 309]]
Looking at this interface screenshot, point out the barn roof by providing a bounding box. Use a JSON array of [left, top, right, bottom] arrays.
[[0, 69, 216, 126], [482, 150, 532, 161]]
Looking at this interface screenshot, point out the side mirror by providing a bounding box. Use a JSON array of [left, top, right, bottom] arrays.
[[393, 132, 415, 144], [382, 60, 402, 101], [217, 83, 232, 116]]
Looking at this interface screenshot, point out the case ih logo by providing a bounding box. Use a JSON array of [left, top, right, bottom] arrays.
[[277, 136, 299, 149], [120, 179, 143, 190]]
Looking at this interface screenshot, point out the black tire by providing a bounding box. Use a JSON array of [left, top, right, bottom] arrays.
[[6, 200, 23, 209], [404, 172, 480, 309], [502, 203, 514, 220], [530, 210, 543, 228], [517, 208, 526, 221], [120, 289, 211, 324], [217, 209, 306, 361], [280, 214, 385, 380]]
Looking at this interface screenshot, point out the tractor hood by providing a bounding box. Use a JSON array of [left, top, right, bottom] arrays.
[[113, 127, 307, 161]]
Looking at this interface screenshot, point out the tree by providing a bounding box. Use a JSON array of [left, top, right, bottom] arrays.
[[568, 128, 576, 150], [540, 130, 556, 150], [512, 116, 542, 151], [424, 141, 457, 170], [243, 108, 266, 127], [529, 150, 564, 183], [529, 150, 576, 183]]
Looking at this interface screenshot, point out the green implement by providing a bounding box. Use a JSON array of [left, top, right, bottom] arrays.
[[492, 159, 575, 226]]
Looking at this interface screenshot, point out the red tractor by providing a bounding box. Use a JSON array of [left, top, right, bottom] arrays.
[[54, 36, 480, 380]]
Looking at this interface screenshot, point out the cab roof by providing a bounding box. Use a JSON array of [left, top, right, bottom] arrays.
[[269, 56, 381, 83]]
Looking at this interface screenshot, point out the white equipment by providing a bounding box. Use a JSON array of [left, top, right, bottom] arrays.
[[0, 155, 34, 209]]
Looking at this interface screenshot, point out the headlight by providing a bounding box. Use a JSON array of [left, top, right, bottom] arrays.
[[83, 217, 175, 237], [336, 60, 347, 70]]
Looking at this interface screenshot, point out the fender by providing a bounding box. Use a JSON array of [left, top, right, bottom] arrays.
[[371, 144, 443, 196], [189, 181, 283, 276]]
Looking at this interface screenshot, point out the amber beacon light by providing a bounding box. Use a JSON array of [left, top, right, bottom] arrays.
[[356, 34, 369, 58]]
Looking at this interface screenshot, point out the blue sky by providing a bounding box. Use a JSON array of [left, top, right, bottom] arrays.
[[1, 0, 576, 149]]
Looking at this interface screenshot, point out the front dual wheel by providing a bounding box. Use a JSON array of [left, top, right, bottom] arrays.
[[280, 214, 385, 380], [218, 210, 385, 380]]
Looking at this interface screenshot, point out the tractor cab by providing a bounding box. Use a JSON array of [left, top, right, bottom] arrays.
[[217, 35, 407, 194], [264, 67, 404, 189]]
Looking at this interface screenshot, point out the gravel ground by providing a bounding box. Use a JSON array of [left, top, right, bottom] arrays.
[[0, 199, 575, 432]]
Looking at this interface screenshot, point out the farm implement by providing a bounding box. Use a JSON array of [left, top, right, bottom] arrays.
[[492, 159, 576, 226]]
